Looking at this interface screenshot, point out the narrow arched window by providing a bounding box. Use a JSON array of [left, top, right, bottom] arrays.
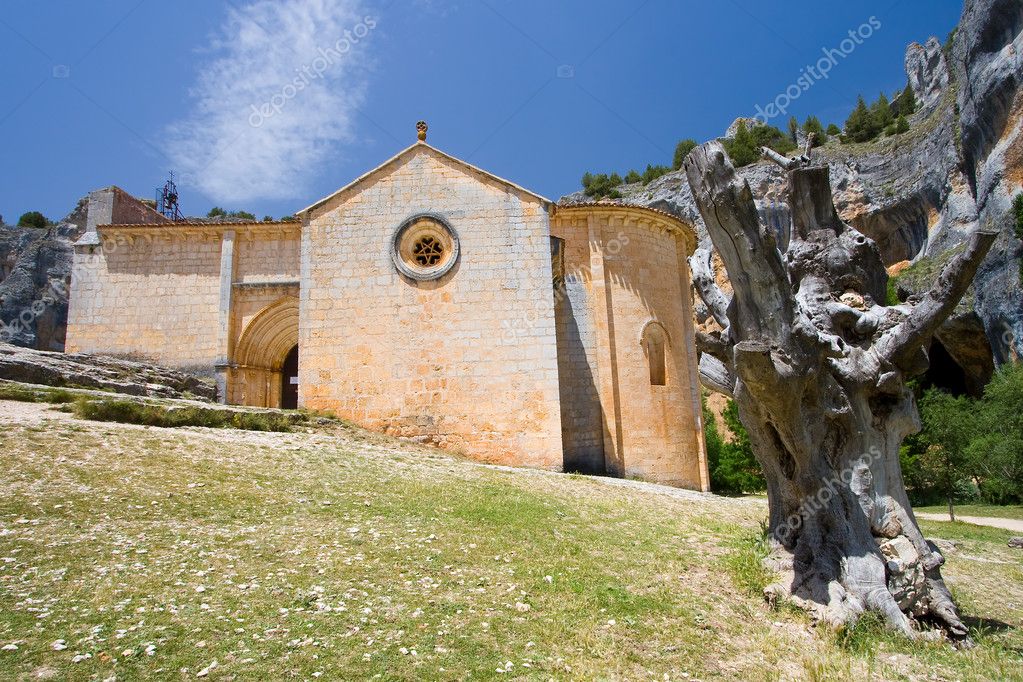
[[643, 324, 667, 386]]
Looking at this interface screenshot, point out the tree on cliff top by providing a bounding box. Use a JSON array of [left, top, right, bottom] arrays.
[[684, 140, 996, 641], [17, 211, 49, 229]]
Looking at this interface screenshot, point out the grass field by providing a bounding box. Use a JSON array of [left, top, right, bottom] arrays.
[[0, 396, 1021, 680], [916, 504, 1023, 522]]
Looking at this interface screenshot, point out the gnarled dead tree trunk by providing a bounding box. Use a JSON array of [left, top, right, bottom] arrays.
[[684, 142, 997, 642]]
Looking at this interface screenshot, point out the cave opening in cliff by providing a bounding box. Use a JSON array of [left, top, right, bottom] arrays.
[[920, 339, 969, 396]]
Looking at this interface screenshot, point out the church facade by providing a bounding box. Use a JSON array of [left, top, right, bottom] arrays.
[[67, 135, 708, 490]]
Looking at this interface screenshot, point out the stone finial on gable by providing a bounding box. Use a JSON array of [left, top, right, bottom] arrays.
[[417, 120, 428, 142]]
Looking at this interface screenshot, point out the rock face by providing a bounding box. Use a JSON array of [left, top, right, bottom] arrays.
[[0, 342, 216, 400], [906, 37, 951, 113], [565, 0, 1022, 392], [0, 201, 87, 351], [953, 0, 1023, 368]]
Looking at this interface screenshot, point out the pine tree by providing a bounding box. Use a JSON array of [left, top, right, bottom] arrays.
[[803, 115, 826, 147], [624, 169, 642, 184], [16, 211, 48, 229], [723, 121, 760, 167], [641, 164, 671, 184], [844, 96, 878, 143], [788, 116, 799, 144], [871, 92, 894, 133], [893, 84, 917, 117], [673, 139, 697, 170]]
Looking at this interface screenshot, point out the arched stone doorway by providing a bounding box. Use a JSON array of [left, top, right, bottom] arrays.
[[281, 345, 299, 410], [231, 297, 300, 408]]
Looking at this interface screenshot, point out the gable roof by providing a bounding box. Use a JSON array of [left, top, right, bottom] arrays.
[[298, 142, 552, 217]]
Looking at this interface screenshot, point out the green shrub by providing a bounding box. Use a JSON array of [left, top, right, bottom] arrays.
[[843, 92, 910, 143], [208, 207, 257, 221], [724, 122, 796, 168], [641, 164, 671, 185], [705, 397, 766, 494], [826, 123, 842, 136], [0, 384, 76, 404], [967, 363, 1023, 504], [885, 277, 901, 306], [788, 116, 799, 144], [723, 122, 759, 167], [624, 170, 642, 184], [1013, 194, 1023, 241], [74, 399, 303, 432], [17, 211, 49, 229], [581, 172, 624, 200], [905, 363, 1023, 507], [0, 384, 43, 402], [673, 139, 698, 170]]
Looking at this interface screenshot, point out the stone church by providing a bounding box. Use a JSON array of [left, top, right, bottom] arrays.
[[67, 128, 709, 490]]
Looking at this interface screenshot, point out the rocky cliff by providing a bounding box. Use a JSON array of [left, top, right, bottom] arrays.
[[564, 0, 1021, 395], [0, 202, 86, 351]]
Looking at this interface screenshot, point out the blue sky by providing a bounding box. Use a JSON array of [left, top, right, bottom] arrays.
[[0, 0, 964, 222]]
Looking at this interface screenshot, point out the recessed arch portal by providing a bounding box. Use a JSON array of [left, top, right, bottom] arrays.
[[231, 296, 300, 408]]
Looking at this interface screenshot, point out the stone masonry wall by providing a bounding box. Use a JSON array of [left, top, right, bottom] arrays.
[[301, 145, 564, 469], [552, 207, 707, 490], [66, 232, 222, 370], [550, 215, 605, 474]]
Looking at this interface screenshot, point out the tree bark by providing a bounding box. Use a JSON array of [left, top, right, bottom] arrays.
[[684, 142, 997, 642]]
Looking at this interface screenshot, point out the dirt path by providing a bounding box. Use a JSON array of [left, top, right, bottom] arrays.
[[916, 512, 1023, 533]]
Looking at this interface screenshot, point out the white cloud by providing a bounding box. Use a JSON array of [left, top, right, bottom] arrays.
[[165, 0, 375, 205]]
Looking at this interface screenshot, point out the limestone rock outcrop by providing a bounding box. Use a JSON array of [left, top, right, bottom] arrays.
[[0, 342, 216, 400], [0, 201, 87, 351], [906, 37, 951, 113], [564, 0, 1022, 391]]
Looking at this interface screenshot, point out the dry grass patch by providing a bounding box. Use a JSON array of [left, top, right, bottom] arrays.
[[0, 402, 1019, 680]]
